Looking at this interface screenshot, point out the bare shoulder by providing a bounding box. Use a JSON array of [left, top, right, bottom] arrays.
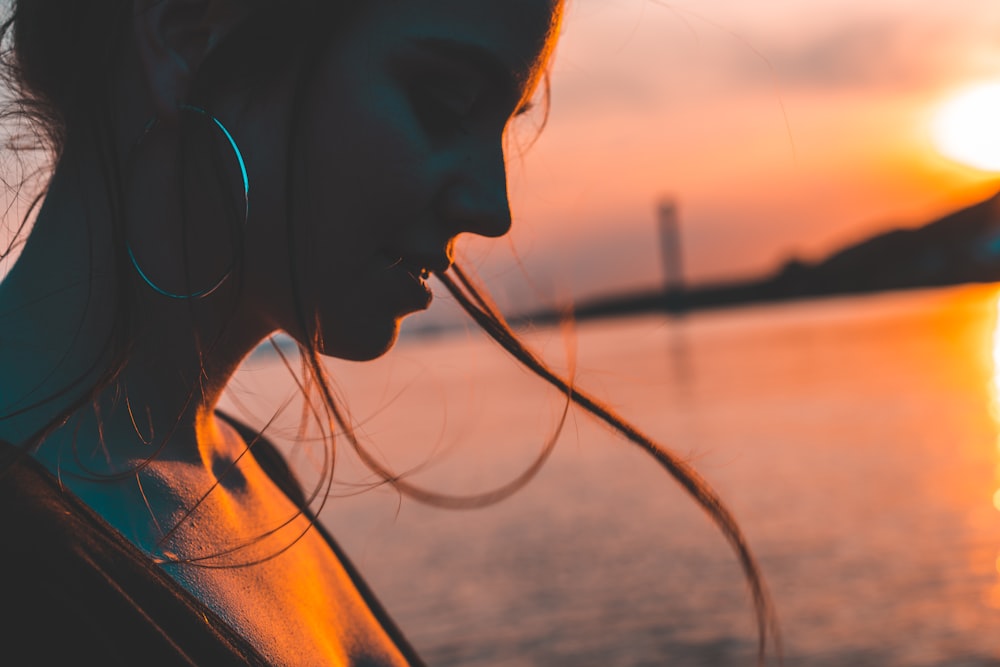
[[160, 417, 412, 667]]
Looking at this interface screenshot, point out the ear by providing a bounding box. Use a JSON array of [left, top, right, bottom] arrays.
[[133, 0, 248, 123]]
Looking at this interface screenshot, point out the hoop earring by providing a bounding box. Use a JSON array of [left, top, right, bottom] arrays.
[[126, 104, 250, 300]]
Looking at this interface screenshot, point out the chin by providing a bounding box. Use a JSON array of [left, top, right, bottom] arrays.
[[314, 318, 402, 362]]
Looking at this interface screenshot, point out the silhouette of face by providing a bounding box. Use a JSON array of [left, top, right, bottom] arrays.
[[269, 0, 560, 360]]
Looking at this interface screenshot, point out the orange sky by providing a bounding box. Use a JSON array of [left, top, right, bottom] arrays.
[[466, 0, 1000, 308]]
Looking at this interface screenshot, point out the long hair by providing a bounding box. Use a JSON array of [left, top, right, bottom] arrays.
[[0, 1, 780, 664]]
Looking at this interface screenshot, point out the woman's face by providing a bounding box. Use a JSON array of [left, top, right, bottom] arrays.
[[243, 0, 560, 360]]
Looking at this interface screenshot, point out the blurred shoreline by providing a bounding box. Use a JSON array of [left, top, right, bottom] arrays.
[[513, 190, 1000, 326]]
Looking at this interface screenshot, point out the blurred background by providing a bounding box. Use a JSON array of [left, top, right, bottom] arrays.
[[464, 0, 1000, 314], [222, 1, 1000, 665], [233, 286, 1000, 666]]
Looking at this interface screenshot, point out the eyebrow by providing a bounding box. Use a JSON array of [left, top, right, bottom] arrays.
[[411, 36, 530, 112]]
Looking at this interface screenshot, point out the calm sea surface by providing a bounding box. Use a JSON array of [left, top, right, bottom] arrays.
[[223, 284, 1000, 666]]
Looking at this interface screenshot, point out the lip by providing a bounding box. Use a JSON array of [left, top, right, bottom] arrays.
[[405, 269, 433, 310], [383, 248, 452, 278], [379, 251, 438, 311], [403, 252, 452, 277]]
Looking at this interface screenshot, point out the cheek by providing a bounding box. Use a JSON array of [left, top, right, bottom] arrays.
[[296, 88, 435, 273], [278, 85, 438, 352]]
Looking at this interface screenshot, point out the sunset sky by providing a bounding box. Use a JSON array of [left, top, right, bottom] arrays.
[[2, 1, 998, 315], [471, 0, 1000, 307]]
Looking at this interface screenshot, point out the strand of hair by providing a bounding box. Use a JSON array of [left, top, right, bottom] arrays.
[[439, 263, 783, 666]]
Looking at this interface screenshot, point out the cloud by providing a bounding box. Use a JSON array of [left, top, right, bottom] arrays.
[[727, 15, 998, 93], [764, 21, 917, 88], [545, 9, 998, 120]]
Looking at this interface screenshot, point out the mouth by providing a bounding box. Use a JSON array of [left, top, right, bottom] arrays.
[[409, 267, 431, 282], [384, 251, 450, 282]]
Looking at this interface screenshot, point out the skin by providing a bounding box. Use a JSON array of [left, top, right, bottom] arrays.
[[0, 0, 561, 664]]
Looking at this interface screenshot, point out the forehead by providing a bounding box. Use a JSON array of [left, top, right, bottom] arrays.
[[342, 0, 561, 87]]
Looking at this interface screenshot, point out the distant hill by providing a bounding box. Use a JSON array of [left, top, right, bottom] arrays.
[[515, 191, 1000, 324]]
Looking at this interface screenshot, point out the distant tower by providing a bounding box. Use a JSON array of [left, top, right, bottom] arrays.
[[658, 198, 684, 293]]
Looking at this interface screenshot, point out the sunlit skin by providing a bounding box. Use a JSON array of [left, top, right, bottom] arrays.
[[932, 83, 1000, 174], [0, 0, 562, 664]]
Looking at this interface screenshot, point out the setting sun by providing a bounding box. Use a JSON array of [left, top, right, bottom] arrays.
[[931, 83, 1000, 173]]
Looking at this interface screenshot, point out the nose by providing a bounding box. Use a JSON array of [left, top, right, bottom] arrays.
[[439, 142, 513, 239]]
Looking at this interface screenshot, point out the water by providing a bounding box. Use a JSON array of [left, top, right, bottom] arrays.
[[222, 284, 1000, 666]]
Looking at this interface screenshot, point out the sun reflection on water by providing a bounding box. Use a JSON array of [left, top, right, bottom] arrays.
[[988, 291, 1000, 606]]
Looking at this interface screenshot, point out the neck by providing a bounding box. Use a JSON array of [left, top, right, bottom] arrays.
[[0, 140, 273, 471]]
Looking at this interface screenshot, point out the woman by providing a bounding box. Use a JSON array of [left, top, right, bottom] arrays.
[[0, 0, 776, 665]]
